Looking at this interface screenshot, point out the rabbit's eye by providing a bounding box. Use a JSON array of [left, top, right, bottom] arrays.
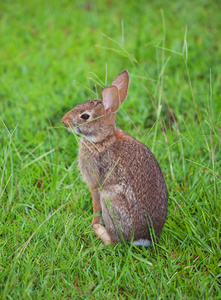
[[80, 114, 90, 120]]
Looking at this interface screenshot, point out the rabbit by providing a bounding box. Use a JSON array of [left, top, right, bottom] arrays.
[[62, 70, 168, 246]]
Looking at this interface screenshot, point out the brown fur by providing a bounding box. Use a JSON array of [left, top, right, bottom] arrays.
[[62, 70, 168, 245]]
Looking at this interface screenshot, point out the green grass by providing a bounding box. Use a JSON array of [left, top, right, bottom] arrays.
[[0, 0, 220, 298]]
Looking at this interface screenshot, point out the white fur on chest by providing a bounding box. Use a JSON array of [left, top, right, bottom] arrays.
[[78, 148, 100, 188], [78, 139, 117, 189]]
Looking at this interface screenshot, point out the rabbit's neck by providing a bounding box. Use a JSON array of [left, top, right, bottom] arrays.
[[81, 125, 116, 144]]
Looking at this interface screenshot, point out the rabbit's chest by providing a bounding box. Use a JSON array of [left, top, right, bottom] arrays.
[[78, 151, 100, 186], [78, 146, 117, 188]]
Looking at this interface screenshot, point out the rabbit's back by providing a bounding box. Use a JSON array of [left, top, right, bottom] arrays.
[[116, 130, 168, 239]]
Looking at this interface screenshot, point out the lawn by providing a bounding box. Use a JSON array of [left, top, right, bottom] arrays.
[[0, 0, 220, 299]]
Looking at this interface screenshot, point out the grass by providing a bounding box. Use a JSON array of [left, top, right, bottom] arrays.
[[0, 0, 220, 298]]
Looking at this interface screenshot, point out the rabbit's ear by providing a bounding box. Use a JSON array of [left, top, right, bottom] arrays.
[[111, 70, 129, 103], [102, 85, 120, 113]]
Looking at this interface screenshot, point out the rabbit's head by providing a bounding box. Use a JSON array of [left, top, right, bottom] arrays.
[[62, 70, 129, 143]]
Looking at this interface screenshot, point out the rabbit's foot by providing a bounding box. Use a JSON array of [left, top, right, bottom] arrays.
[[93, 224, 114, 245]]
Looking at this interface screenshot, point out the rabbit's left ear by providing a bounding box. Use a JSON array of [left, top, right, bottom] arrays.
[[102, 85, 120, 113], [111, 70, 129, 103]]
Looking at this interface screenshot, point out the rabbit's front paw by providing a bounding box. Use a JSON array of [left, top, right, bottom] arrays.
[[92, 216, 102, 225], [93, 224, 114, 245]]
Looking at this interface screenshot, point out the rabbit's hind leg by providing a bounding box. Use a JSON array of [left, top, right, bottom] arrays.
[[93, 224, 117, 245]]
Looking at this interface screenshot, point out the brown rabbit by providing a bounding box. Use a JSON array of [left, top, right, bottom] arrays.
[[62, 70, 167, 246]]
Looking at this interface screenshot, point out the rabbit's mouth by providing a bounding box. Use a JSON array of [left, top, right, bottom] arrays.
[[68, 127, 76, 134], [68, 126, 81, 135]]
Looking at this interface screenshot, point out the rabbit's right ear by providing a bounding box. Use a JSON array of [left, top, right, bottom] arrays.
[[102, 85, 120, 114], [111, 70, 129, 103]]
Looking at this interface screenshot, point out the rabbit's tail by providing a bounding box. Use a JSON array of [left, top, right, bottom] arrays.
[[132, 239, 151, 247]]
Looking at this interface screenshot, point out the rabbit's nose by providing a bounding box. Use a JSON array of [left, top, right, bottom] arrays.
[[62, 115, 69, 127]]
